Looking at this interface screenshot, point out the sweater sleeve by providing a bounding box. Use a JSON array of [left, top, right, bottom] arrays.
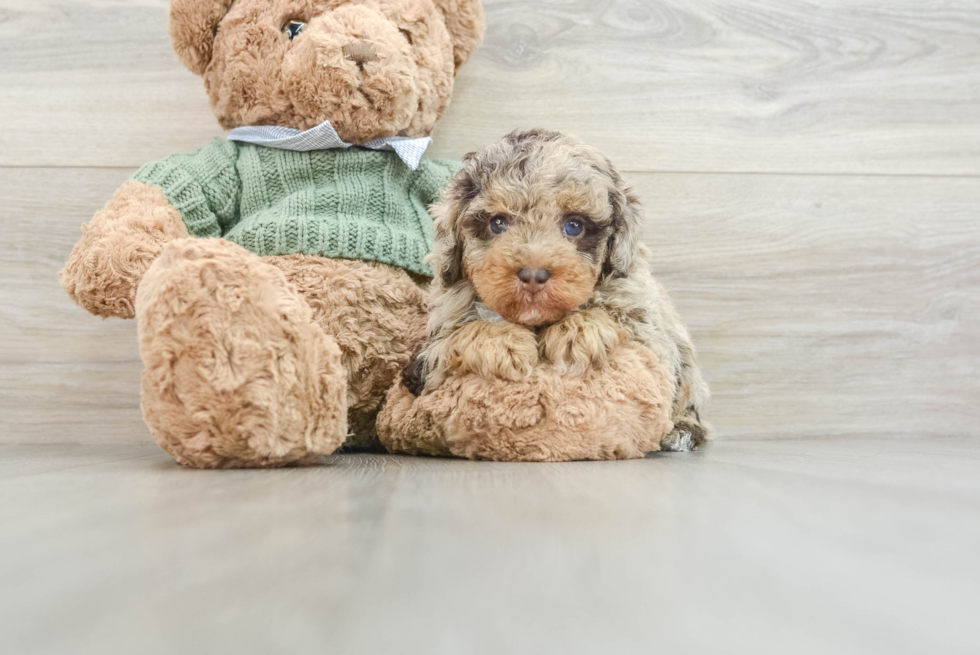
[[130, 139, 241, 238]]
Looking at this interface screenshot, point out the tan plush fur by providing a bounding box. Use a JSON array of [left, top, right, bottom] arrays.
[[384, 130, 711, 459], [138, 239, 349, 468], [138, 241, 426, 468], [266, 256, 428, 449], [170, 0, 485, 142], [62, 182, 189, 319], [378, 342, 675, 461], [60, 0, 484, 467]]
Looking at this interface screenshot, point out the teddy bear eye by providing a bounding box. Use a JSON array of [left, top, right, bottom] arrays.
[[281, 20, 305, 40], [489, 216, 510, 235], [399, 29, 414, 45]]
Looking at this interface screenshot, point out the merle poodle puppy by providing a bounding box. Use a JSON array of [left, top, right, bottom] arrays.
[[406, 129, 710, 451]]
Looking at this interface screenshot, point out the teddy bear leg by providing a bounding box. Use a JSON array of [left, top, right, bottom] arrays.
[[263, 257, 429, 451], [135, 238, 348, 469]]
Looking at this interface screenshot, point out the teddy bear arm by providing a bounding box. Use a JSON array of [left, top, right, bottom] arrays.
[[62, 140, 243, 319], [60, 181, 189, 319], [129, 139, 242, 238], [378, 341, 677, 462]]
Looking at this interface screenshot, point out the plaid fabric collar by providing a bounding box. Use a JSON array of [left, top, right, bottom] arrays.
[[227, 120, 432, 170]]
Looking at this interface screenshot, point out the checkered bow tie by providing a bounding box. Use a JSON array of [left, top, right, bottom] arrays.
[[227, 119, 432, 170]]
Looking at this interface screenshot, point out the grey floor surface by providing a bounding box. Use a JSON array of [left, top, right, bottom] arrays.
[[3, 2, 979, 654], [1, 438, 977, 655]]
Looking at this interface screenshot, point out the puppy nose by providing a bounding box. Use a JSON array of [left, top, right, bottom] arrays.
[[518, 268, 551, 291], [342, 40, 378, 65]]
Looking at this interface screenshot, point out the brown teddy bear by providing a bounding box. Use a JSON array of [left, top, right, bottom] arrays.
[[60, 0, 485, 468]]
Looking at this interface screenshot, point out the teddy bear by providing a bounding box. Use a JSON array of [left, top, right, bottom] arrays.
[[60, 0, 485, 468]]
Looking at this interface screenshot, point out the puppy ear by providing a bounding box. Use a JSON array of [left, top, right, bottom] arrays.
[[430, 0, 486, 71], [169, 0, 234, 76], [604, 175, 644, 280], [430, 166, 480, 288], [431, 204, 464, 287]]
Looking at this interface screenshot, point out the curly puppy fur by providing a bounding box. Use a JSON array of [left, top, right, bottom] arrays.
[[410, 129, 710, 451], [170, 0, 484, 142]]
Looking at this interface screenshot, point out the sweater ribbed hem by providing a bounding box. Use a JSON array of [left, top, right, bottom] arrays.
[[228, 218, 435, 277], [131, 141, 459, 278]]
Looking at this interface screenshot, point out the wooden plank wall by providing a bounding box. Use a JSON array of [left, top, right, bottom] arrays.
[[1, 0, 978, 443]]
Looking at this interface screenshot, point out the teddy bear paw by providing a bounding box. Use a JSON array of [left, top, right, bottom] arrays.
[[136, 238, 349, 468]]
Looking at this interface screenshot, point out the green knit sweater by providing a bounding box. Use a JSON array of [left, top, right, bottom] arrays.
[[131, 139, 460, 277]]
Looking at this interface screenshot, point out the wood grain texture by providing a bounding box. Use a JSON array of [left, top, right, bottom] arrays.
[[0, 168, 148, 444], [0, 0, 979, 173], [643, 172, 980, 438], [1, 439, 978, 653], [3, 167, 977, 443], [0, 0, 978, 444]]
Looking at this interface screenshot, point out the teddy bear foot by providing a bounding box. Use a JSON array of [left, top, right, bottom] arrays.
[[378, 342, 676, 462], [135, 238, 349, 469]]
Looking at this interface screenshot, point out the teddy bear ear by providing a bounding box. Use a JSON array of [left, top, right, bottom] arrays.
[[431, 0, 486, 71], [169, 0, 235, 76]]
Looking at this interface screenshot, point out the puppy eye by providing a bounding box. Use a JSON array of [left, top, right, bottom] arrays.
[[400, 29, 414, 45], [489, 216, 510, 235], [281, 20, 305, 40], [563, 219, 584, 237]]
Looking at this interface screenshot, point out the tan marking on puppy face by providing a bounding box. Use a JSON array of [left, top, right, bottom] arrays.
[[433, 130, 639, 327], [466, 219, 598, 326]]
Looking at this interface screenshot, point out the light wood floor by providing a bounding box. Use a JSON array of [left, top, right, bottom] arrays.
[[2, 439, 979, 654], [1, 1, 979, 652]]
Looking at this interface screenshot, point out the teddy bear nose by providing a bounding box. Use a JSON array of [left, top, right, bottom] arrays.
[[518, 268, 551, 292], [342, 40, 378, 65]]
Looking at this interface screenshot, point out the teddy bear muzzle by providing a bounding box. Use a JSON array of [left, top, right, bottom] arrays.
[[282, 4, 421, 144]]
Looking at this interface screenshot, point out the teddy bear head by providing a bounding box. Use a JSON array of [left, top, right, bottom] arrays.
[[169, 0, 485, 143]]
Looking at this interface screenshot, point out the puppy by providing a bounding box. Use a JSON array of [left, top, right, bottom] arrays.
[[405, 129, 710, 450]]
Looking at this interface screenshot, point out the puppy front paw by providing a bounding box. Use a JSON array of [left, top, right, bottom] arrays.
[[448, 320, 539, 381], [661, 415, 708, 452], [539, 308, 625, 373]]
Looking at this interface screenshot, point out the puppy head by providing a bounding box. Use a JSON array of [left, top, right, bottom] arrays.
[[431, 130, 644, 326]]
